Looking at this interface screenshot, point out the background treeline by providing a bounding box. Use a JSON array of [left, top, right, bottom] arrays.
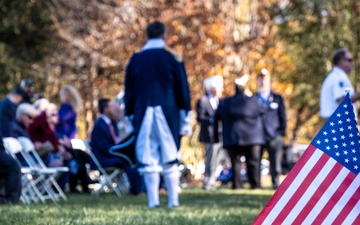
[[1, 0, 359, 150]]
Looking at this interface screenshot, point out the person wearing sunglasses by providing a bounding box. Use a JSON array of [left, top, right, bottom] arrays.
[[3, 103, 37, 167], [4, 103, 36, 138], [320, 48, 360, 119]]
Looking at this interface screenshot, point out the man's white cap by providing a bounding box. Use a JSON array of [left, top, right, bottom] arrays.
[[204, 75, 223, 91], [235, 74, 249, 87]]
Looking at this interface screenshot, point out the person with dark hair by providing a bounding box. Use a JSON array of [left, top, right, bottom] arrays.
[[146, 22, 166, 39], [90, 98, 142, 195], [320, 48, 360, 119], [124, 21, 192, 208], [20, 79, 42, 104], [0, 88, 26, 136], [20, 79, 33, 103], [0, 137, 21, 204]]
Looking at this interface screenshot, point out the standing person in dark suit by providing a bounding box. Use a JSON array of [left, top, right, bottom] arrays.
[[124, 21, 192, 208], [257, 69, 286, 189], [214, 75, 264, 189], [0, 137, 21, 204], [90, 98, 142, 195], [196, 75, 224, 191]]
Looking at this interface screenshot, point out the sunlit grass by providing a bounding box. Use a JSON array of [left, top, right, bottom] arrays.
[[0, 185, 274, 225]]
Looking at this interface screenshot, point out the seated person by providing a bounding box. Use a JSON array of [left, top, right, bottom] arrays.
[[27, 103, 91, 193], [27, 103, 71, 167], [4, 103, 37, 166], [5, 103, 36, 138], [55, 85, 83, 139], [0, 137, 21, 204], [0, 87, 26, 136], [217, 161, 233, 185], [90, 98, 142, 195]]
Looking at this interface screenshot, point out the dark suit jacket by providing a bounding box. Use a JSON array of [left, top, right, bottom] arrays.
[[90, 118, 125, 168], [0, 98, 18, 137], [196, 94, 222, 143], [4, 120, 30, 138], [214, 92, 264, 148], [259, 92, 286, 141]]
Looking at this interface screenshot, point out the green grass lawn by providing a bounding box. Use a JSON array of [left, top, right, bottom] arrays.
[[0, 186, 274, 225]]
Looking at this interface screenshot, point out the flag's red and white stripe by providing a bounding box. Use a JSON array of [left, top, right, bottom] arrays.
[[253, 144, 360, 225]]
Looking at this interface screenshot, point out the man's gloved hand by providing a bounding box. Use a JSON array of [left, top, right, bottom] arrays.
[[122, 115, 134, 136], [179, 110, 193, 136]]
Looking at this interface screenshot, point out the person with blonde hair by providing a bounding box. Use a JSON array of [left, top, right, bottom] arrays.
[[55, 85, 83, 139]]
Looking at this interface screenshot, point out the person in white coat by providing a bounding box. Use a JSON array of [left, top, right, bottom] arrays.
[[320, 48, 360, 119]]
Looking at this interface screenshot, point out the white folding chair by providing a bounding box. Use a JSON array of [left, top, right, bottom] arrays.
[[108, 135, 136, 167], [108, 136, 136, 194], [3, 137, 51, 204], [71, 139, 128, 196], [17, 137, 68, 202]]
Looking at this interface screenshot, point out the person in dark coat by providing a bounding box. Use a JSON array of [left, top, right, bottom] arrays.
[[257, 69, 287, 189], [0, 137, 21, 204], [196, 75, 225, 191], [4, 103, 37, 167], [124, 21, 192, 208], [214, 75, 264, 189], [20, 79, 42, 104], [90, 98, 142, 195], [0, 88, 25, 137], [4, 103, 36, 138]]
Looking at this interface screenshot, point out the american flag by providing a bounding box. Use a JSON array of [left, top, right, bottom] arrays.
[[253, 93, 360, 225]]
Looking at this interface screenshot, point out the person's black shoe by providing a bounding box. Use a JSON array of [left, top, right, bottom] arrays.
[[70, 189, 81, 194], [86, 176, 99, 184]]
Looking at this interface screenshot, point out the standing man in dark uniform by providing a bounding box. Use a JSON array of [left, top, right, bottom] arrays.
[[214, 75, 264, 189], [257, 68, 286, 189], [124, 21, 192, 208], [196, 75, 224, 191]]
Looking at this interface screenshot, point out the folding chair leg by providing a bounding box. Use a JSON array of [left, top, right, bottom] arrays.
[[49, 176, 67, 201], [116, 170, 130, 195], [93, 169, 122, 196]]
